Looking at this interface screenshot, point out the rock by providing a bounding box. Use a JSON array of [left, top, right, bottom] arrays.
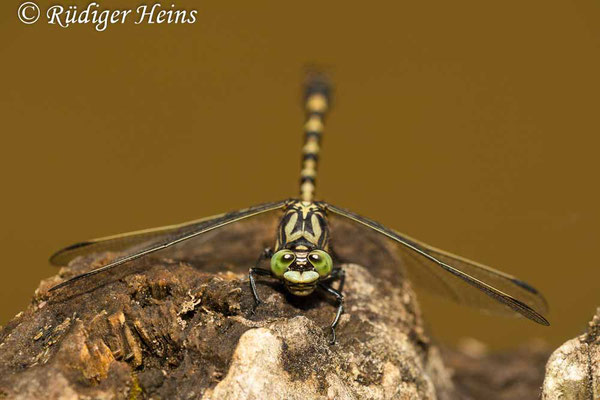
[[542, 308, 600, 399], [205, 264, 453, 400], [0, 220, 455, 399]]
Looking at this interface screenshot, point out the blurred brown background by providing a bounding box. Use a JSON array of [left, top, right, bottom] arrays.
[[1, 0, 599, 349]]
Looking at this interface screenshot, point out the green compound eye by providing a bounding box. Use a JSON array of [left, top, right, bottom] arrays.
[[270, 250, 295, 277], [308, 250, 333, 277]]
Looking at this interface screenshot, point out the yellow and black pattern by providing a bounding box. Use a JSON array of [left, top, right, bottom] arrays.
[[275, 200, 330, 252], [300, 76, 330, 202]]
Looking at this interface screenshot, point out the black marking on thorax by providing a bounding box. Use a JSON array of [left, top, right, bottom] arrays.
[[275, 201, 329, 251]]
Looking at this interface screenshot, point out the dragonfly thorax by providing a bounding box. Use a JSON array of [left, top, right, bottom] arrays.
[[274, 200, 330, 252]]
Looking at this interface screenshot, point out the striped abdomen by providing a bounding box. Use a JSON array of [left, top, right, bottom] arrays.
[[300, 74, 331, 202]]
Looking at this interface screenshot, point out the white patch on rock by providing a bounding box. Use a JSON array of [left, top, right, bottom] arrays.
[[542, 337, 592, 399]]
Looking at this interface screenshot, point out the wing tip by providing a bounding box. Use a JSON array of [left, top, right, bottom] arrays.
[[532, 313, 551, 326], [48, 280, 67, 292], [49, 241, 94, 266], [511, 277, 550, 313], [517, 298, 550, 326]]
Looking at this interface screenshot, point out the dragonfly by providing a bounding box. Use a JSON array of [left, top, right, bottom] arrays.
[[49, 74, 549, 343]]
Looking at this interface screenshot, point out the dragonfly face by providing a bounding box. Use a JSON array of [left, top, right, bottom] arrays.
[[270, 248, 333, 296]]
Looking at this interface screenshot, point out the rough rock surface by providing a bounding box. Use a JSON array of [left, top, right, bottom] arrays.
[[542, 308, 600, 399], [0, 220, 456, 400]]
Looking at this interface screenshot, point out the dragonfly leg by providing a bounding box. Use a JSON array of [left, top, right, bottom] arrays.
[[333, 268, 346, 292], [319, 281, 344, 345], [249, 267, 272, 306], [321, 268, 345, 291], [249, 248, 274, 312]]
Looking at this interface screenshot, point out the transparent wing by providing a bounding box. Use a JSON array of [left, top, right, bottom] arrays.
[[50, 215, 227, 266], [326, 203, 549, 325], [49, 200, 288, 291]]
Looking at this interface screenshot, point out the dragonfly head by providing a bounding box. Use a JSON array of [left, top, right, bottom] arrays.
[[270, 248, 333, 296]]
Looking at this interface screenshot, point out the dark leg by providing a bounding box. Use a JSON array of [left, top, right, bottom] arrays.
[[249, 248, 273, 310], [319, 283, 344, 345], [322, 268, 345, 291], [249, 267, 272, 305], [334, 268, 346, 292]]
